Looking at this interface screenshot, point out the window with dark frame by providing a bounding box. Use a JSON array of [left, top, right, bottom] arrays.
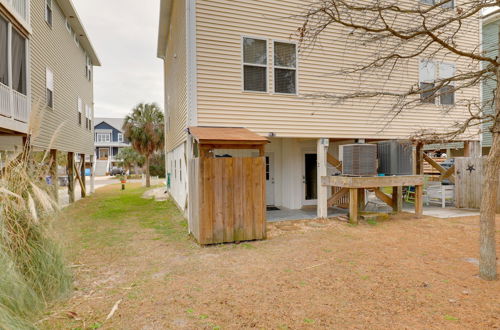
[[78, 97, 82, 125], [419, 60, 455, 105], [11, 29, 26, 95], [45, 0, 53, 26], [243, 37, 267, 92], [274, 42, 297, 94]]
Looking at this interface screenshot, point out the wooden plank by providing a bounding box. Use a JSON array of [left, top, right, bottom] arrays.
[[439, 165, 455, 184], [327, 188, 349, 207], [416, 143, 424, 175], [327, 153, 342, 170], [233, 158, 245, 241], [212, 159, 224, 244], [322, 175, 424, 188], [415, 185, 423, 217], [423, 153, 446, 174], [243, 157, 255, 241], [252, 157, 265, 240], [200, 158, 214, 244], [349, 188, 358, 224], [392, 186, 403, 213], [223, 158, 235, 242], [74, 163, 86, 197], [373, 187, 394, 207]]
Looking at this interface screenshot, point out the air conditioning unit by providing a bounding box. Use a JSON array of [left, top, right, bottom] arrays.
[[342, 144, 378, 176], [377, 140, 413, 176]]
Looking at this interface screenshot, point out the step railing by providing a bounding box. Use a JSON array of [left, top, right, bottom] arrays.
[[12, 89, 28, 122]]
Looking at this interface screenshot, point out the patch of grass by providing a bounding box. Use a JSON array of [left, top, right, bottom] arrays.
[[304, 318, 315, 324], [199, 314, 209, 320], [444, 315, 459, 321], [366, 219, 378, 226]]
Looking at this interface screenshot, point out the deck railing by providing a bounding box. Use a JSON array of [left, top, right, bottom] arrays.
[[0, 82, 11, 118], [0, 82, 29, 123], [12, 89, 28, 122]]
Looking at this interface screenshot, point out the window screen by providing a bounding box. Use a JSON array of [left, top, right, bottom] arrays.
[[243, 38, 267, 92], [0, 16, 8, 86], [419, 60, 436, 104], [439, 62, 455, 105], [46, 68, 54, 108], [274, 42, 297, 94]]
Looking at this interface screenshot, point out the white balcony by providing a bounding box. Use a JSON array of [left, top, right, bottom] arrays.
[[0, 82, 30, 127]]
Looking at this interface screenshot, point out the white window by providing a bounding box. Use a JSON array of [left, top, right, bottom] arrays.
[[96, 133, 111, 143], [85, 104, 92, 130], [46, 68, 54, 108], [74, 35, 80, 48], [0, 16, 7, 86], [438, 62, 455, 105], [242, 37, 267, 92], [419, 60, 455, 105], [45, 0, 52, 27], [77, 97, 82, 125], [117, 133, 124, 142], [274, 42, 297, 94], [65, 19, 72, 33], [420, 0, 454, 8], [85, 55, 92, 81]]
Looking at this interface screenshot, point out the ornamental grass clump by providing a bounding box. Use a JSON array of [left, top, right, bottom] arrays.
[[0, 107, 71, 328]]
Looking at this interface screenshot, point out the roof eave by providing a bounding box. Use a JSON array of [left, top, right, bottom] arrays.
[[57, 0, 101, 66], [157, 0, 173, 59]]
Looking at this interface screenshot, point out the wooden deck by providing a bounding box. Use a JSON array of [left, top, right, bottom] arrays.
[[321, 175, 425, 224]]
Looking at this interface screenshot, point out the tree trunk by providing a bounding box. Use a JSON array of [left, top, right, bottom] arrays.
[[145, 156, 151, 188], [479, 67, 500, 281]]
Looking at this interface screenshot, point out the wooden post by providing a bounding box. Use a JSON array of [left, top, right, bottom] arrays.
[[80, 154, 86, 198], [392, 186, 403, 213], [49, 149, 58, 203], [90, 155, 95, 194], [464, 141, 481, 157], [317, 138, 329, 219], [358, 188, 365, 211], [415, 142, 424, 175], [415, 185, 423, 217], [67, 152, 75, 203], [349, 188, 359, 224]]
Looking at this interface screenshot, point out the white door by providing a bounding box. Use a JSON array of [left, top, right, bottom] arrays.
[[303, 152, 318, 206], [265, 153, 275, 206]]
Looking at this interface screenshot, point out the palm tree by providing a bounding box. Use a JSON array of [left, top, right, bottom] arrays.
[[123, 103, 164, 187], [116, 147, 145, 175]]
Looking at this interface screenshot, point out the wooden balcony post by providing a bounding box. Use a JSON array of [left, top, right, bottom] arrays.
[[90, 155, 95, 194], [80, 154, 86, 198], [49, 149, 58, 203], [67, 152, 75, 203]]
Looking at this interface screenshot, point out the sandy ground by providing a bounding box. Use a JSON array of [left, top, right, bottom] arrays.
[[42, 185, 500, 329]]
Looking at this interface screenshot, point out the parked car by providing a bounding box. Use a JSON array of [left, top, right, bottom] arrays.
[[110, 167, 126, 176]]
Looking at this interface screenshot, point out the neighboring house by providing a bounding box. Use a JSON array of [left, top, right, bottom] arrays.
[[93, 117, 130, 176], [0, 0, 100, 162], [157, 0, 481, 217], [481, 9, 499, 156]]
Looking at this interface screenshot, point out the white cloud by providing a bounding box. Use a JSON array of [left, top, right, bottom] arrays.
[[73, 0, 164, 118]]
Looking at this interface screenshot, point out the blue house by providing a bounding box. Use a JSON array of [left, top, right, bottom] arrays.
[[94, 118, 131, 175]]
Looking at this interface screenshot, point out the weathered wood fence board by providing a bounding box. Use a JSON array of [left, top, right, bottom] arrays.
[[189, 157, 266, 245], [455, 157, 500, 212]]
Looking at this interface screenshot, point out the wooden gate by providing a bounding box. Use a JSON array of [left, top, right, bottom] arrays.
[[455, 157, 500, 212], [189, 157, 266, 245]]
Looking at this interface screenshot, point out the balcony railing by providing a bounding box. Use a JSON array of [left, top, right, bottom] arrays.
[[0, 82, 10, 117], [0, 82, 30, 123]]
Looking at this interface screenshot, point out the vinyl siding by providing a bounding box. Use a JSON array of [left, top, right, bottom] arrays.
[[482, 19, 497, 148], [163, 0, 187, 152], [29, 0, 94, 154], [194, 0, 481, 140]]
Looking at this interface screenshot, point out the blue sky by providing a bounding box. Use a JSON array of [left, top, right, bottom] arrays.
[[73, 0, 164, 118]]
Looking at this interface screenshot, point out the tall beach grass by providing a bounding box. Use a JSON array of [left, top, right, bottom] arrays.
[[0, 107, 71, 328]]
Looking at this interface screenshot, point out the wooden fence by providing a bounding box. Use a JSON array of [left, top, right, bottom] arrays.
[[454, 157, 500, 212], [188, 157, 266, 245]]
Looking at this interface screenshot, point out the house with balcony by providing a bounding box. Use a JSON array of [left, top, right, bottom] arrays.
[[157, 0, 481, 225], [0, 0, 100, 171], [94, 117, 131, 176]]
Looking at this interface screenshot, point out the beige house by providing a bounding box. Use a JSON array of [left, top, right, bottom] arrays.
[[157, 0, 481, 219], [0, 0, 99, 159]]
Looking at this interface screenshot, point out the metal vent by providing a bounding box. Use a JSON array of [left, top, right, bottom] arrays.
[[377, 140, 413, 176], [342, 144, 378, 176]]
